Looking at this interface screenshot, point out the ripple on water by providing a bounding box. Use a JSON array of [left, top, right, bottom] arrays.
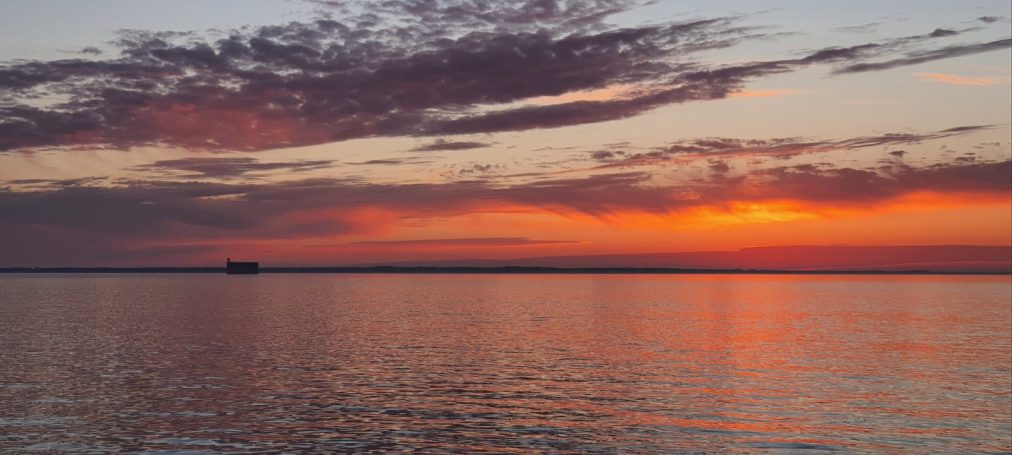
[[0, 274, 1008, 453]]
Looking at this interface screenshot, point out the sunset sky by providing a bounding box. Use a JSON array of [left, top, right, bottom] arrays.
[[1, 0, 1010, 269]]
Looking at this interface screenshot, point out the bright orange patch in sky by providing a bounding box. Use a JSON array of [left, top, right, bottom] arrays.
[[913, 72, 1010, 86]]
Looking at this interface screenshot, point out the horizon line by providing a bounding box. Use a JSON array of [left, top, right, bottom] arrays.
[[1, 266, 1009, 276]]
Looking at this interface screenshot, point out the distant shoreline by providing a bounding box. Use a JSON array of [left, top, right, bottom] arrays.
[[0, 266, 1008, 275]]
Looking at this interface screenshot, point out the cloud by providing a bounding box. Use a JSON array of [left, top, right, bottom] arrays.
[[593, 125, 993, 168], [835, 39, 1012, 74], [404, 245, 1012, 272], [0, 223, 213, 267], [928, 28, 959, 38], [428, 24, 989, 136], [455, 163, 502, 175], [3, 157, 1007, 234], [728, 88, 800, 98], [0, 1, 1001, 153], [833, 22, 882, 34], [589, 150, 623, 161], [340, 237, 578, 247], [349, 157, 432, 166], [411, 139, 491, 152], [307, 0, 636, 33], [1, 152, 1008, 265], [913, 72, 1009, 86], [6, 176, 107, 188], [835, 125, 994, 147], [708, 159, 731, 173], [130, 157, 335, 178], [0, 9, 758, 152], [740, 160, 1011, 204]]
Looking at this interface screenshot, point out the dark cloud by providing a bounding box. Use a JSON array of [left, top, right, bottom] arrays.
[[446, 162, 505, 176], [668, 137, 813, 154], [889, 150, 907, 157], [352, 159, 406, 165], [663, 25, 997, 96], [342, 237, 578, 247], [672, 26, 977, 86], [5, 176, 108, 190], [1, 1, 1000, 153], [0, 223, 211, 267], [0, 182, 254, 235], [955, 153, 977, 163], [928, 28, 959, 38], [589, 150, 620, 161], [130, 157, 335, 178], [0, 6, 756, 152], [836, 125, 994, 147], [423, 82, 743, 135], [349, 157, 432, 165], [307, 0, 634, 33], [708, 159, 730, 173], [1, 158, 1008, 265], [743, 160, 1012, 203], [834, 38, 1012, 74], [833, 22, 881, 34], [589, 125, 992, 170], [977, 16, 1002, 23], [411, 139, 491, 152]]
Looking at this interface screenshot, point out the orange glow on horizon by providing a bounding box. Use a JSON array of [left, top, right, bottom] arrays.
[[116, 186, 1012, 268]]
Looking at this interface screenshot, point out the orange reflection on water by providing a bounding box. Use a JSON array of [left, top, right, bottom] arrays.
[[1, 274, 1008, 453]]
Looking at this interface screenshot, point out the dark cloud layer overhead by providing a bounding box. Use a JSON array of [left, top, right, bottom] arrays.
[[1, 0, 1007, 153], [0, 3, 748, 152]]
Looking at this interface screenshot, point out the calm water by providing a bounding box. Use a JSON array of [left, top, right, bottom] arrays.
[[0, 274, 1009, 454]]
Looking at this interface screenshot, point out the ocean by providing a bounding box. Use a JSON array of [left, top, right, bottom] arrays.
[[1, 274, 1009, 453]]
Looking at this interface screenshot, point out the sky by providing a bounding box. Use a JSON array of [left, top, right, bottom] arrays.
[[0, 0, 1010, 270]]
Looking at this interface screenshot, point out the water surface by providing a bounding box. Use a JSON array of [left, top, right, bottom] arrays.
[[1, 274, 1009, 453]]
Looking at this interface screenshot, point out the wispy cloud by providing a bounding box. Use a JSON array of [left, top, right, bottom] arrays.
[[130, 157, 335, 178], [410, 139, 491, 152], [728, 88, 802, 98], [592, 125, 994, 168], [834, 39, 1012, 74], [340, 237, 578, 247], [913, 72, 1010, 86], [833, 22, 882, 34]]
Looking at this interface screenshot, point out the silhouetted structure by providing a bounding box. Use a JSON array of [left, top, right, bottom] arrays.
[[226, 258, 259, 275]]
